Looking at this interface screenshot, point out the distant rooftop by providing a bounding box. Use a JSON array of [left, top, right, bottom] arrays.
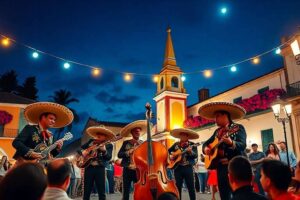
[[0, 92, 35, 104]]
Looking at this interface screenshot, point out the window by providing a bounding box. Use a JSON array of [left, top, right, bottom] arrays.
[[261, 129, 274, 152], [258, 86, 269, 94], [233, 97, 242, 104], [160, 77, 164, 90], [171, 77, 179, 88]]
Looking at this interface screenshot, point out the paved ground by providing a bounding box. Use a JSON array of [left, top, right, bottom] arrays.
[[75, 191, 220, 200]]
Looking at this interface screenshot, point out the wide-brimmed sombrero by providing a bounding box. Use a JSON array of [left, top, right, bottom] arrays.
[[24, 102, 74, 128], [198, 102, 246, 120], [170, 128, 199, 140], [86, 126, 116, 141], [120, 120, 147, 137]]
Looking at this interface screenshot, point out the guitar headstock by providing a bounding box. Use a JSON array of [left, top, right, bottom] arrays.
[[62, 132, 73, 141], [145, 103, 152, 120]]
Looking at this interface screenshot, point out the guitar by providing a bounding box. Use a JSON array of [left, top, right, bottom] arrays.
[[76, 135, 122, 168], [17, 132, 73, 165], [204, 125, 240, 169], [167, 142, 204, 170]]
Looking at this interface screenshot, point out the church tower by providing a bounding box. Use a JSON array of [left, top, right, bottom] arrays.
[[153, 27, 188, 146]]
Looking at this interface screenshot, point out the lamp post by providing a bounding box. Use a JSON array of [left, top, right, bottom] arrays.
[[271, 96, 292, 167], [290, 38, 300, 65]]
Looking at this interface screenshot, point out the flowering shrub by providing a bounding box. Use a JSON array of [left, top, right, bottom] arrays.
[[184, 88, 286, 129], [0, 110, 13, 125]]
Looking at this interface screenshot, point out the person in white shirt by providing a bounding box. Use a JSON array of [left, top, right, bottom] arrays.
[[194, 154, 208, 194], [43, 158, 73, 200]]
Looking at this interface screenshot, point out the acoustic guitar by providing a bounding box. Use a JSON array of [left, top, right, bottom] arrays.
[[204, 125, 240, 169], [76, 135, 122, 168], [17, 132, 73, 166], [167, 142, 204, 170]]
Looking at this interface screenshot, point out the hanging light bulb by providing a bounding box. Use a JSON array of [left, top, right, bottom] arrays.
[[230, 66, 237, 72], [153, 75, 159, 83], [181, 75, 186, 82], [63, 62, 71, 69], [32, 52, 39, 59], [92, 68, 101, 77], [1, 38, 10, 47], [275, 48, 281, 55], [203, 70, 213, 78], [124, 73, 132, 82], [252, 57, 260, 65]]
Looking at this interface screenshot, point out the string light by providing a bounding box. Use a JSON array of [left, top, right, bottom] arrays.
[[1, 38, 10, 47], [252, 57, 260, 65], [221, 7, 227, 14], [63, 62, 71, 69], [0, 31, 293, 77], [92, 68, 101, 77], [275, 48, 281, 55], [203, 70, 212, 78], [124, 73, 132, 82], [32, 52, 39, 59], [153, 75, 159, 83], [181, 75, 186, 82], [230, 66, 237, 72]]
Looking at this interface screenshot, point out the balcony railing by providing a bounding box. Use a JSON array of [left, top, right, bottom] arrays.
[[0, 128, 19, 138], [286, 81, 300, 98]]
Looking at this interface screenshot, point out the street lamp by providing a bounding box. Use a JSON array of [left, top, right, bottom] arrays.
[[290, 39, 300, 65], [271, 96, 292, 167]]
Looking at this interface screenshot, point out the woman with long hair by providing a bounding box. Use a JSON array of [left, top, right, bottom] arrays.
[[0, 156, 8, 182], [265, 143, 280, 160]]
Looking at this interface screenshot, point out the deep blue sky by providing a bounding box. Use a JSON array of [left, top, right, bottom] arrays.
[[0, 0, 300, 136]]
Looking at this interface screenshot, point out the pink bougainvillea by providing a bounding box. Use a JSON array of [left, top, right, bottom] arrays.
[[184, 88, 286, 129], [0, 110, 13, 125]]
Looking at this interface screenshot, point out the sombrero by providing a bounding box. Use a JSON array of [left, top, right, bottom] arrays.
[[198, 102, 246, 120], [86, 126, 116, 141], [120, 120, 147, 137], [170, 128, 199, 140], [24, 102, 74, 128]]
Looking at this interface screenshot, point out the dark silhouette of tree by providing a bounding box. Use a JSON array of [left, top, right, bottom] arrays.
[[0, 70, 18, 92], [49, 89, 79, 140], [17, 76, 38, 100]]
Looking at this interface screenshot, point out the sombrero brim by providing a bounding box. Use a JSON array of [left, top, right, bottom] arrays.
[[87, 126, 116, 140], [24, 102, 74, 128], [120, 120, 147, 137], [198, 102, 246, 120], [170, 128, 199, 140]]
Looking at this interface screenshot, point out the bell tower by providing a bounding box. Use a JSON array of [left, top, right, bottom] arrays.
[[153, 28, 188, 146]]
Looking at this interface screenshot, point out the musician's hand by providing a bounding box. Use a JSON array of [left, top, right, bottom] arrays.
[[204, 147, 211, 155], [128, 148, 134, 155], [186, 147, 193, 154], [30, 152, 43, 159], [169, 154, 175, 160], [222, 137, 233, 146], [56, 140, 63, 150], [99, 145, 106, 152]]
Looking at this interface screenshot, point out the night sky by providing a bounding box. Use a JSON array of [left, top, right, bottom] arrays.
[[0, 0, 300, 138]]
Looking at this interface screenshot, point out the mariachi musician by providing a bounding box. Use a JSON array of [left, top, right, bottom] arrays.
[[117, 120, 146, 200], [200, 102, 247, 200], [12, 102, 73, 164], [168, 128, 199, 200], [78, 126, 114, 200]]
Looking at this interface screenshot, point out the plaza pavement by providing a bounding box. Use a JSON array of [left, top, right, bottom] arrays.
[[75, 191, 220, 200]]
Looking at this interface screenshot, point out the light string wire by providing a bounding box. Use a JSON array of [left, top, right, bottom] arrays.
[[0, 32, 295, 77]]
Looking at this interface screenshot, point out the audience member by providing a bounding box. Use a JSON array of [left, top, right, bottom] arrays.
[[0, 155, 9, 182], [194, 154, 208, 194], [260, 159, 299, 200], [0, 162, 47, 200], [248, 143, 265, 195], [228, 156, 267, 200], [43, 158, 72, 200], [265, 143, 280, 160], [278, 141, 297, 172]]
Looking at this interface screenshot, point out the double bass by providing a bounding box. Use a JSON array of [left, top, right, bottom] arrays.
[[133, 103, 179, 200]]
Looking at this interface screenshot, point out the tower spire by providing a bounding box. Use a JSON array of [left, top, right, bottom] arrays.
[[163, 27, 177, 67]]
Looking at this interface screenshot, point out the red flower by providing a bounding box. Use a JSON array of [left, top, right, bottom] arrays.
[[0, 110, 13, 125]]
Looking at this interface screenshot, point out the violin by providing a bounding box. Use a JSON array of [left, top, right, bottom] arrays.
[[132, 103, 179, 200]]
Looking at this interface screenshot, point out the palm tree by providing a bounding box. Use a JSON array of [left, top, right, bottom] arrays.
[[49, 89, 79, 140]]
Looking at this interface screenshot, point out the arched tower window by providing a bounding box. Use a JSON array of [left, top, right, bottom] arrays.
[[160, 77, 164, 90], [171, 76, 179, 88]]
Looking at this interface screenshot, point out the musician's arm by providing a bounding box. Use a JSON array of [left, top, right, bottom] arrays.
[[118, 141, 129, 158], [187, 145, 198, 159], [230, 125, 247, 151], [12, 125, 33, 158], [202, 132, 217, 154], [102, 144, 113, 161], [77, 139, 93, 155]]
